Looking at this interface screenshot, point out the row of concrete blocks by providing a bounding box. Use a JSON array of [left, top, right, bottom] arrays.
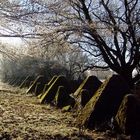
[[18, 74, 140, 136]]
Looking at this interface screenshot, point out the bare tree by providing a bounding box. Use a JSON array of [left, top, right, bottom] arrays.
[[0, 0, 139, 87], [26, 37, 89, 80], [51, 0, 140, 87]]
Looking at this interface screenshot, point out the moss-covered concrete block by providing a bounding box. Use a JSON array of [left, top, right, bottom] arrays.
[[54, 86, 69, 108], [34, 82, 45, 96], [42, 75, 58, 94], [26, 75, 46, 94], [76, 75, 130, 129], [37, 76, 58, 98], [68, 79, 83, 94], [22, 78, 34, 88], [35, 82, 40, 93], [74, 76, 102, 97], [54, 86, 75, 108], [74, 89, 90, 110], [115, 94, 140, 135], [62, 105, 72, 112], [40, 76, 70, 104], [47, 75, 58, 86], [37, 84, 50, 98], [42, 84, 49, 93], [74, 76, 102, 109], [80, 89, 91, 107], [62, 96, 75, 112]]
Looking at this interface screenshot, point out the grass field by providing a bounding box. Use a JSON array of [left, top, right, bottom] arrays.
[[0, 82, 130, 140]]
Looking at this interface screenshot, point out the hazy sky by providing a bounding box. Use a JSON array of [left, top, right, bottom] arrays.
[[0, 37, 25, 46]]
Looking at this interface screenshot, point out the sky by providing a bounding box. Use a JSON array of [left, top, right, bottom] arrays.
[[0, 37, 23, 46]]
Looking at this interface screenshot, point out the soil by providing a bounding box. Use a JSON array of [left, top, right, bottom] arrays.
[[0, 82, 131, 140]]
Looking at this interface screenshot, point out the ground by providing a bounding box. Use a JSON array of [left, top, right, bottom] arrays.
[[0, 82, 131, 140]]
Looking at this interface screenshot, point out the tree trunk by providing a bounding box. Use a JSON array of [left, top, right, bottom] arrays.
[[119, 69, 134, 89]]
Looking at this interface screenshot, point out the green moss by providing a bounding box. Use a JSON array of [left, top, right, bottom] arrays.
[[55, 86, 67, 107], [74, 76, 102, 97], [26, 75, 44, 94], [62, 105, 71, 112], [37, 76, 58, 99], [74, 76, 90, 97], [76, 77, 111, 128], [115, 94, 139, 134], [76, 75, 129, 129], [37, 93, 43, 99], [115, 95, 128, 133], [47, 75, 58, 86], [37, 84, 49, 99], [42, 84, 49, 94], [54, 86, 75, 108], [55, 86, 63, 103], [73, 89, 89, 111], [39, 76, 68, 104], [42, 84, 49, 95], [34, 82, 41, 96]]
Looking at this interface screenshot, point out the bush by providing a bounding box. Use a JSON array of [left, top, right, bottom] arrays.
[[0, 56, 70, 86]]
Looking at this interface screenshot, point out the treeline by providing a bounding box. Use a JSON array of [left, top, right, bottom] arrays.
[[0, 55, 86, 86]]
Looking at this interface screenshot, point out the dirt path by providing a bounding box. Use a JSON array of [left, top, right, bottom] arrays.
[[0, 83, 130, 140]]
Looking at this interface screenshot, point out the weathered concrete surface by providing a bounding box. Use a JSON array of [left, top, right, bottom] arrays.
[[26, 75, 46, 94], [76, 75, 130, 129], [74, 76, 102, 97], [115, 94, 140, 135], [54, 86, 75, 109], [74, 76, 102, 109], [40, 76, 70, 104]]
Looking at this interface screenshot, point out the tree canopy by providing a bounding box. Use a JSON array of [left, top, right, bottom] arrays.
[[0, 0, 140, 87]]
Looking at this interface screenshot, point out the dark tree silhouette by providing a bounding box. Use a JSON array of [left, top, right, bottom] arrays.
[[0, 0, 139, 87]]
